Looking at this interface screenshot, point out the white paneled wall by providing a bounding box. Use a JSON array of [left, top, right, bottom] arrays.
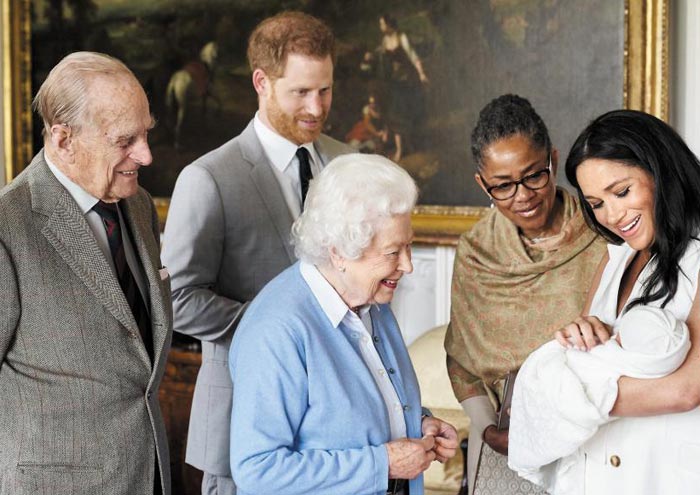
[[672, 0, 700, 155], [391, 244, 456, 346]]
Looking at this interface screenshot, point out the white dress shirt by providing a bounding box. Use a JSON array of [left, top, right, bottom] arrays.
[[253, 112, 322, 219], [300, 261, 408, 440], [45, 152, 149, 308]]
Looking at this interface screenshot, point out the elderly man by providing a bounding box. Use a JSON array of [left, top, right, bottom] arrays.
[[0, 52, 172, 495], [162, 11, 351, 495]]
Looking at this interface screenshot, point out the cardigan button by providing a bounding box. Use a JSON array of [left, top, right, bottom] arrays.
[[610, 455, 621, 467], [373, 335, 380, 343], [388, 368, 395, 374], [403, 404, 410, 411]]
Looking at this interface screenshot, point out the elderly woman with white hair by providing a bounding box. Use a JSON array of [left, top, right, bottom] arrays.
[[228, 153, 458, 495]]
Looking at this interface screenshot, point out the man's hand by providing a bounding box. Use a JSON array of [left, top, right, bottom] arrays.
[[386, 436, 436, 479], [421, 416, 459, 462]]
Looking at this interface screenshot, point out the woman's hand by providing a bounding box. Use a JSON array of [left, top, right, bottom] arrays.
[[386, 436, 436, 479], [482, 425, 508, 455], [421, 416, 459, 462], [554, 315, 612, 351]]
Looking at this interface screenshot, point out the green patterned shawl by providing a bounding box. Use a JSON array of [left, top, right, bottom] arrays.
[[445, 188, 607, 410]]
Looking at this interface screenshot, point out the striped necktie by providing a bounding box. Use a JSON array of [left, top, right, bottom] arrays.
[[93, 200, 153, 361]]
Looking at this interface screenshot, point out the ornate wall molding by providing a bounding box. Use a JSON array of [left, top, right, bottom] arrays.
[[3, 0, 32, 183]]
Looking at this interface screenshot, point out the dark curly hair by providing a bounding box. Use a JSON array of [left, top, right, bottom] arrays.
[[565, 109, 700, 310], [470, 94, 551, 170]]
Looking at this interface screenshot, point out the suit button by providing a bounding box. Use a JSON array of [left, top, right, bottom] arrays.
[[610, 455, 621, 467], [147, 392, 152, 400]]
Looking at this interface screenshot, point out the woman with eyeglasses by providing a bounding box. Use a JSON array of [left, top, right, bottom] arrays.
[[444, 94, 607, 495]]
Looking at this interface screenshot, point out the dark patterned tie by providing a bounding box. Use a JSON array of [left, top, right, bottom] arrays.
[[93, 201, 153, 361], [296, 147, 313, 207]]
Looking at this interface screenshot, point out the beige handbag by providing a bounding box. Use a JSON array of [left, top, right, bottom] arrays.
[[472, 371, 547, 495], [472, 443, 548, 495]]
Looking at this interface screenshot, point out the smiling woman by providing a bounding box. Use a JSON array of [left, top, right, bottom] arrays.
[[324, 212, 414, 307], [565, 109, 700, 312], [539, 111, 700, 494], [575, 159, 656, 253], [475, 135, 560, 241], [445, 94, 607, 495], [292, 154, 417, 308], [228, 153, 459, 495]]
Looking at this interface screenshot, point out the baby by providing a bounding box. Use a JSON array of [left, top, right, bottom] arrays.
[[508, 306, 689, 495], [615, 304, 686, 355]]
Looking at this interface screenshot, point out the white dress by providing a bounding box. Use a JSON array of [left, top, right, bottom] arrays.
[[508, 305, 689, 495], [579, 240, 700, 494]]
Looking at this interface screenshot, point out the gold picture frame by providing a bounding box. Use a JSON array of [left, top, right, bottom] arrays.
[[3, 0, 668, 245]]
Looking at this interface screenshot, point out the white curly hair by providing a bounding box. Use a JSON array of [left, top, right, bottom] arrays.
[[291, 153, 418, 265]]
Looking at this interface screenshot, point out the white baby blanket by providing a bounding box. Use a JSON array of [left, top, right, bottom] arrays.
[[508, 306, 689, 494]]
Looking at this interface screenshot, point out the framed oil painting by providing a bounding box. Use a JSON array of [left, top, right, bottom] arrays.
[[4, 0, 668, 243]]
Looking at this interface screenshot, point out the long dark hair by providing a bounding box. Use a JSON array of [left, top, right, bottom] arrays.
[[565, 109, 700, 309]]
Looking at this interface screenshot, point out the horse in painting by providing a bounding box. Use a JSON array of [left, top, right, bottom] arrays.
[[165, 41, 220, 148]]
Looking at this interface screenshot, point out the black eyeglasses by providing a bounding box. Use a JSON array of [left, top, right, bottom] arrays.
[[480, 154, 552, 201]]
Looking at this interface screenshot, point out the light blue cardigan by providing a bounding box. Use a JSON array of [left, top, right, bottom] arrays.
[[229, 262, 424, 495]]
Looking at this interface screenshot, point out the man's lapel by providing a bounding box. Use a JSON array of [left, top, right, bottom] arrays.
[[241, 123, 296, 263], [30, 157, 140, 337], [313, 134, 335, 167], [121, 194, 172, 370]]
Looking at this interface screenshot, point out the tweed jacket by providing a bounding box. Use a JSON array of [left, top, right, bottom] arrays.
[[0, 152, 173, 495]]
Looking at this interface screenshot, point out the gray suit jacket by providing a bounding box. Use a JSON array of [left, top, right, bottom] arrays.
[[162, 121, 352, 475], [0, 152, 173, 495]]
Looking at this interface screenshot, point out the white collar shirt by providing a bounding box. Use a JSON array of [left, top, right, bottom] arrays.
[[300, 261, 408, 440], [45, 152, 150, 307], [253, 112, 322, 219]]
